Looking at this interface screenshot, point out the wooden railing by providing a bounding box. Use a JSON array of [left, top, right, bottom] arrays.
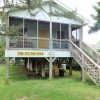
[[8, 37, 37, 48], [69, 40, 100, 85], [7, 36, 69, 49], [82, 42, 100, 65]]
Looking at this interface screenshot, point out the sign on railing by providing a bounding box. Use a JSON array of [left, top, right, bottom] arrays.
[[17, 51, 44, 56]]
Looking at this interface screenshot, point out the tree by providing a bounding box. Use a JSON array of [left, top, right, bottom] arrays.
[[0, 36, 5, 61], [89, 2, 100, 33]]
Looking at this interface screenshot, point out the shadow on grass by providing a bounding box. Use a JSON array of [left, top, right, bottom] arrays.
[[0, 64, 96, 87], [9, 73, 49, 82]]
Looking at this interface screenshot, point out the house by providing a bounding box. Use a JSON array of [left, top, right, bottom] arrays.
[[4, 0, 100, 85]]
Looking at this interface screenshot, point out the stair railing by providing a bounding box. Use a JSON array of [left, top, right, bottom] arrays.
[[82, 42, 100, 65], [69, 40, 100, 84]]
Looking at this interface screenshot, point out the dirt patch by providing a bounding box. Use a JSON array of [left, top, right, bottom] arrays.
[[18, 96, 28, 100]]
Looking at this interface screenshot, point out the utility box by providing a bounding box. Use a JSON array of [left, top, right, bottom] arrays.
[[61, 64, 66, 70]]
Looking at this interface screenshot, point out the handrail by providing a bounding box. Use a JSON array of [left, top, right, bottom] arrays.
[[8, 36, 69, 49], [82, 42, 100, 56], [70, 41, 100, 69], [70, 40, 100, 84], [82, 42, 100, 65]]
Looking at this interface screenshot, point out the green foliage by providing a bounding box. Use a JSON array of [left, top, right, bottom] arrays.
[[0, 37, 5, 61], [0, 24, 23, 36], [89, 2, 100, 33], [97, 49, 100, 53]]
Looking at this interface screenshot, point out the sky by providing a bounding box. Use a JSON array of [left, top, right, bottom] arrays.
[[59, 0, 100, 44]]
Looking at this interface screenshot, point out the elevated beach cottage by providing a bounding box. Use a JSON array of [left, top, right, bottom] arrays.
[[5, 0, 100, 84]]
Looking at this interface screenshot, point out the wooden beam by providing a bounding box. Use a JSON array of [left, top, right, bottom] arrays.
[[49, 57, 53, 80], [42, 66, 45, 77], [27, 58, 30, 70], [45, 57, 49, 62], [35, 61, 38, 74], [69, 24, 71, 41], [52, 57, 56, 63], [29, 59, 33, 71], [45, 56, 56, 80], [50, 18, 52, 49], [5, 57, 9, 85], [79, 27, 83, 48], [82, 54, 86, 82]]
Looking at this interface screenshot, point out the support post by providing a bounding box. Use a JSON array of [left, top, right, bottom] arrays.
[[82, 54, 86, 82], [50, 18, 52, 49], [45, 57, 56, 80], [69, 24, 71, 41], [29, 59, 33, 71], [42, 66, 45, 77], [49, 57, 53, 80], [27, 58, 30, 70], [35, 61, 38, 74], [79, 27, 83, 48], [79, 27, 86, 82], [5, 57, 9, 85]]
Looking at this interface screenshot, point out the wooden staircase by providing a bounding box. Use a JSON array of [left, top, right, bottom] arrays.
[[69, 41, 100, 85]]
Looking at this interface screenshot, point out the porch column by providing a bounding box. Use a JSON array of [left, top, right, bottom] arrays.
[[68, 24, 72, 41], [79, 27, 86, 81], [50, 18, 52, 49], [79, 27, 83, 48], [5, 57, 9, 84]]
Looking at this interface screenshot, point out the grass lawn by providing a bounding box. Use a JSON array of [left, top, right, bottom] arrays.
[[0, 64, 100, 100]]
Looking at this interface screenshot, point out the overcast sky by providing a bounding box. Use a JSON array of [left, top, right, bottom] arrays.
[[59, 0, 100, 44]]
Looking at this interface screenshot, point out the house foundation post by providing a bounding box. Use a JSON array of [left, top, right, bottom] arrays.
[[5, 57, 9, 85], [79, 27, 86, 82], [82, 54, 86, 82], [45, 56, 56, 80], [27, 58, 30, 70], [79, 27, 83, 48], [35, 61, 38, 74], [49, 57, 53, 80], [29, 58, 33, 71], [42, 65, 45, 77]]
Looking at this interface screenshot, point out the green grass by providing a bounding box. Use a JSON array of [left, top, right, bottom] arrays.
[[0, 64, 100, 100]]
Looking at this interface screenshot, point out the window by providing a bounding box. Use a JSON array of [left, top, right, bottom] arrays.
[[61, 24, 68, 39]]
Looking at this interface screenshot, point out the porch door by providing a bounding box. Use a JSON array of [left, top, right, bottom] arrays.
[[38, 29, 49, 48]]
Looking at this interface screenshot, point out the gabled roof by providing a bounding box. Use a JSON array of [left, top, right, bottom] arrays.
[[52, 0, 89, 25], [1, 0, 89, 25]]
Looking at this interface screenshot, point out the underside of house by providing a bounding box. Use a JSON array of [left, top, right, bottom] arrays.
[[5, 0, 100, 85]]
